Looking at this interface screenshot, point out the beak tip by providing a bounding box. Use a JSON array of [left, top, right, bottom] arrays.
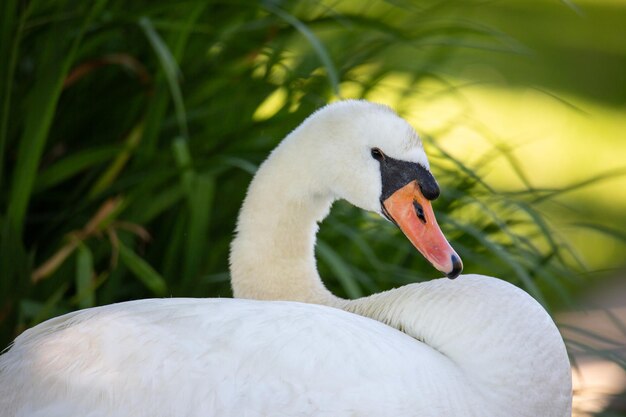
[[446, 254, 463, 279]]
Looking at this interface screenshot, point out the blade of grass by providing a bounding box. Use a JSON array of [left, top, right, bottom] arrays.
[[136, 3, 205, 160], [328, 219, 384, 269], [75, 243, 95, 309], [571, 222, 626, 243], [442, 214, 546, 306], [425, 136, 495, 194], [566, 338, 626, 370], [509, 199, 588, 271], [559, 0, 584, 17], [171, 137, 215, 290], [172, 137, 194, 193], [530, 86, 588, 115], [118, 240, 167, 297], [317, 239, 363, 298], [89, 122, 144, 198], [71, 272, 108, 307], [522, 167, 626, 204], [219, 157, 258, 175], [181, 174, 215, 291], [135, 186, 185, 224], [35, 146, 120, 191], [264, 3, 340, 96], [560, 323, 626, 347], [32, 237, 80, 283], [139, 17, 188, 139]]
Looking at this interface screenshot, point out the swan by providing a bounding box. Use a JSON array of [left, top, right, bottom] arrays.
[[0, 100, 571, 417]]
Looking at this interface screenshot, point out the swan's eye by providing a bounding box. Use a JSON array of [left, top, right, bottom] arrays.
[[371, 148, 384, 161]]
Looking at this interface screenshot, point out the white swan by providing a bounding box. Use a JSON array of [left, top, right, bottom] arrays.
[[0, 100, 571, 417]]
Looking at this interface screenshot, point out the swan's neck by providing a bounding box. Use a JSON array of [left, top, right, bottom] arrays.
[[344, 278, 571, 413], [230, 139, 342, 306]]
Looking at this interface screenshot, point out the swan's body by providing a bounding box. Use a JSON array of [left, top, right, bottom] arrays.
[[0, 101, 571, 416], [0, 278, 569, 417]]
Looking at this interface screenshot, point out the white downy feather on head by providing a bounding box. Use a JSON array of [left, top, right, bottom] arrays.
[[265, 100, 429, 214]]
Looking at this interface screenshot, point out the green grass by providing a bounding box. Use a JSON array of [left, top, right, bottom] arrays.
[[1, 1, 625, 413]]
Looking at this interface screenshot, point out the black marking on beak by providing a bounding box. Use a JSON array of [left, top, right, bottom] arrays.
[[374, 152, 440, 202], [415, 164, 439, 201]]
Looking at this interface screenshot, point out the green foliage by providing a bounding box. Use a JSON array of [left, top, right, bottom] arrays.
[[1, 6, 624, 413]]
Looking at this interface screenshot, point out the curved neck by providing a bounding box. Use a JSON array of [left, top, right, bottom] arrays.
[[229, 137, 571, 414], [344, 279, 571, 413], [230, 140, 342, 306]]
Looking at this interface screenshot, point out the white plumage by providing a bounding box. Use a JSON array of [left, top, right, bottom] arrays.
[[0, 100, 572, 416]]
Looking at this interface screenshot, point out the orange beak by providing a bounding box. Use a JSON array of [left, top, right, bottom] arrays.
[[382, 180, 463, 278]]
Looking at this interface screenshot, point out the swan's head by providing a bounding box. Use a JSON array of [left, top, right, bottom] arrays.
[[291, 100, 462, 278]]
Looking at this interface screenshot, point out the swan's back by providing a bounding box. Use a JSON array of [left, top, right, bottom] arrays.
[[0, 298, 468, 417]]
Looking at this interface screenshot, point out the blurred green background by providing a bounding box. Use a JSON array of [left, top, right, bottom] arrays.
[[1, 0, 625, 415]]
